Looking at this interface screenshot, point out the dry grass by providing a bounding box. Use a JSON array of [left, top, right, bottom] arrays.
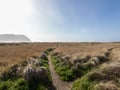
[[55, 43, 120, 57], [94, 82, 119, 90], [0, 43, 57, 71], [110, 48, 120, 61], [0, 42, 120, 72], [1, 42, 120, 90]]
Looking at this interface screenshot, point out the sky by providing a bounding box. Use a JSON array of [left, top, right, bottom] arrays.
[[0, 0, 120, 42]]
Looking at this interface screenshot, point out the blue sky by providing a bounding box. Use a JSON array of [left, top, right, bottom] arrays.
[[0, 0, 120, 42]]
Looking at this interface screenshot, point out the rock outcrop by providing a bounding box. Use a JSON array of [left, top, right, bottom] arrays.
[[0, 34, 31, 42]]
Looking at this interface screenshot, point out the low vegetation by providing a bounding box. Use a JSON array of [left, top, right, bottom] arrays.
[[51, 51, 109, 82], [0, 43, 120, 90], [51, 54, 76, 81], [72, 61, 120, 90], [0, 49, 53, 90], [72, 73, 97, 90], [0, 78, 28, 90]]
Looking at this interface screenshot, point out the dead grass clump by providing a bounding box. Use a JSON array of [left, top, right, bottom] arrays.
[[35, 67, 48, 80], [72, 55, 90, 64], [26, 58, 42, 66], [83, 62, 96, 69], [0, 64, 22, 81], [74, 63, 83, 69], [19, 60, 28, 67], [104, 51, 110, 57], [52, 52, 59, 56], [24, 64, 36, 82], [89, 57, 100, 65], [88, 72, 104, 81], [96, 55, 109, 63], [24, 65, 48, 82], [62, 55, 71, 61], [40, 53, 48, 60], [101, 63, 120, 80], [83, 57, 99, 69], [94, 82, 119, 90]]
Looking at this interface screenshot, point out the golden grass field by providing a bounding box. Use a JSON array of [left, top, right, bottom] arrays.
[[0, 42, 120, 71], [0, 42, 120, 90], [0, 43, 57, 71]]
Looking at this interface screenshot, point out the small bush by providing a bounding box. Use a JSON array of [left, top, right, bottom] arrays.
[[0, 80, 12, 90], [52, 55, 76, 81], [72, 74, 97, 90], [51, 55, 95, 81], [96, 55, 109, 63], [0, 78, 28, 90], [44, 48, 54, 55], [52, 56, 84, 81], [0, 68, 18, 81], [40, 54, 48, 60], [56, 65, 75, 81], [39, 58, 49, 69], [10, 78, 28, 90], [88, 72, 104, 81], [37, 84, 46, 90]]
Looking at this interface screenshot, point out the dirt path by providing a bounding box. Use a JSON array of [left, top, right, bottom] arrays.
[[48, 55, 73, 90]]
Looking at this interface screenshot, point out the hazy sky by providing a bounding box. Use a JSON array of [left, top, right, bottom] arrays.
[[0, 0, 120, 42]]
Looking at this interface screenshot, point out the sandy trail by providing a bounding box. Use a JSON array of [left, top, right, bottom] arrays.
[[48, 55, 73, 90]]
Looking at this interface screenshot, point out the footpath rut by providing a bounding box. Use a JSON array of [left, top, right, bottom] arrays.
[[48, 55, 73, 90]]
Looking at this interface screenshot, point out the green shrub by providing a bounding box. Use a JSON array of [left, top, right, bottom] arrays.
[[0, 80, 12, 90], [56, 65, 75, 81], [0, 78, 28, 90], [37, 84, 46, 90], [52, 56, 60, 65], [52, 55, 88, 81], [10, 78, 28, 90], [51, 56, 76, 81], [72, 66, 85, 78], [72, 74, 97, 90], [39, 58, 49, 69], [39, 58, 52, 85]]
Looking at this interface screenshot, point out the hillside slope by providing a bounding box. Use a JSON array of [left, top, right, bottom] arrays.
[[0, 34, 31, 42]]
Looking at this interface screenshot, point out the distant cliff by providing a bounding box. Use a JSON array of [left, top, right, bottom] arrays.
[[0, 34, 31, 42]]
